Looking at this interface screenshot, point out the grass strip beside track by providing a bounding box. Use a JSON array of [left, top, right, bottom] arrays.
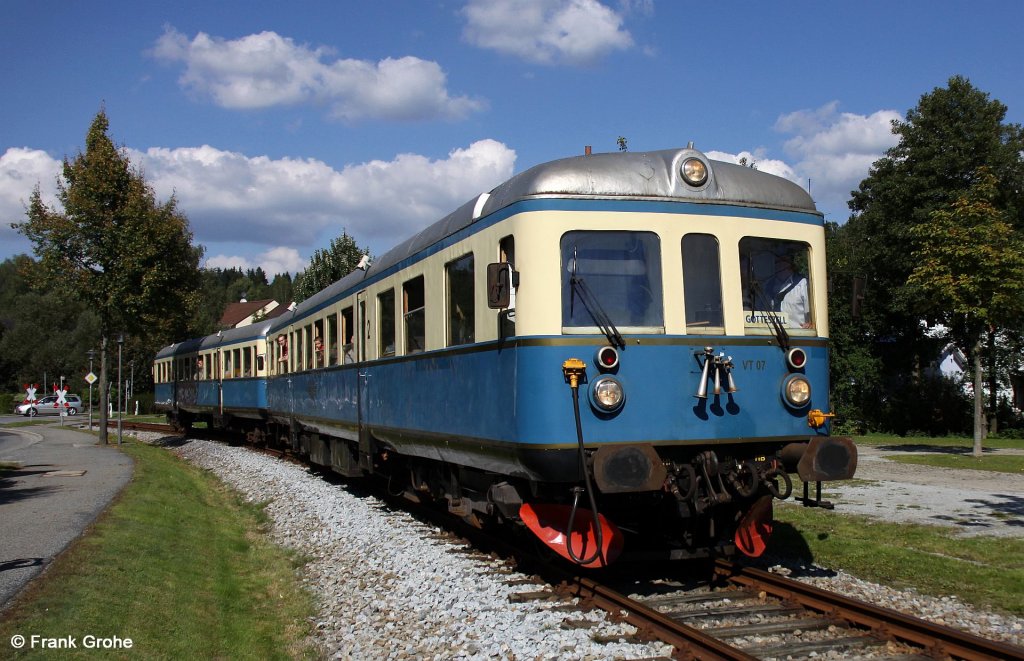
[[856, 433, 1024, 451], [887, 453, 1024, 474], [772, 502, 1024, 616], [0, 438, 315, 659]]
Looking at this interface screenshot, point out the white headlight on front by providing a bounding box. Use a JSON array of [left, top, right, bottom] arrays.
[[783, 375, 811, 408], [591, 376, 625, 413]]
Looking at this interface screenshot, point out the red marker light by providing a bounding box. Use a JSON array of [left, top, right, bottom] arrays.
[[595, 346, 619, 371], [786, 348, 807, 370]]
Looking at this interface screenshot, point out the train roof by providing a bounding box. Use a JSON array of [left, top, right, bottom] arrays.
[[271, 146, 819, 332], [155, 321, 273, 358]]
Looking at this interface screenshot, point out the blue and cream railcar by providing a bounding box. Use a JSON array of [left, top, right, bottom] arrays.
[[262, 145, 857, 566], [154, 322, 272, 431]]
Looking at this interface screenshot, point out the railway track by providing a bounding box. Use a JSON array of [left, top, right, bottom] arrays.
[[540, 559, 1024, 660], [129, 429, 1024, 660], [385, 484, 1024, 660]]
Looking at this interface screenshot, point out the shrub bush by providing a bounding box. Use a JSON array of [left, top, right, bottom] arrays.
[[0, 392, 19, 414]]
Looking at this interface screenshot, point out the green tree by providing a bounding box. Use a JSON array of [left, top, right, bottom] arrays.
[[268, 272, 294, 307], [840, 76, 1024, 434], [293, 230, 369, 302], [907, 171, 1024, 455], [0, 256, 99, 395], [14, 110, 203, 443]]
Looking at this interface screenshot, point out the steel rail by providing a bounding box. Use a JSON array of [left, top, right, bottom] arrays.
[[714, 559, 1024, 661], [559, 576, 759, 661]]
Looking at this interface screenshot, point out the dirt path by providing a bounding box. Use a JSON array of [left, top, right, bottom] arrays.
[[820, 445, 1024, 537]]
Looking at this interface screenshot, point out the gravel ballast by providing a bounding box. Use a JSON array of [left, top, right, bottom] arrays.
[[147, 434, 1023, 657], [167, 437, 674, 659]]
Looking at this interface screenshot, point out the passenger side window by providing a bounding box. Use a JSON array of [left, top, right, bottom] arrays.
[[341, 306, 355, 364], [326, 314, 338, 366], [404, 276, 425, 354], [682, 234, 724, 333], [313, 320, 325, 368], [446, 254, 475, 346], [379, 289, 396, 357]]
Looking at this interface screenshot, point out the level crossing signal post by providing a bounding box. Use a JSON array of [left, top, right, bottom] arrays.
[[86, 348, 97, 432]]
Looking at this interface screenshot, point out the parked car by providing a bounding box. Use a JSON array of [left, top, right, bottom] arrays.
[[14, 395, 83, 417]]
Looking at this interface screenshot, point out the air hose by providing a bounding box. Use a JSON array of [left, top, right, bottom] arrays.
[[563, 359, 606, 567]]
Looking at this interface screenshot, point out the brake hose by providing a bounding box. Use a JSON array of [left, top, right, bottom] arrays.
[[563, 360, 606, 567]]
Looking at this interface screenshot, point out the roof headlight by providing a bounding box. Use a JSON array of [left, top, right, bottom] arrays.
[[782, 374, 811, 408], [591, 376, 625, 413], [681, 157, 708, 186]]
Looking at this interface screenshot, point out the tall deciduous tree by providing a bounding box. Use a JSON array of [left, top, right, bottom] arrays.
[[907, 172, 1024, 455], [15, 110, 202, 443], [839, 76, 1024, 434], [293, 230, 369, 302]]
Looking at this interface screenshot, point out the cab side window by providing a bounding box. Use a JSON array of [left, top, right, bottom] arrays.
[[446, 254, 475, 346]]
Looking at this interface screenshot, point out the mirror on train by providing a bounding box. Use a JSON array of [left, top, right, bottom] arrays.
[[486, 262, 518, 309]]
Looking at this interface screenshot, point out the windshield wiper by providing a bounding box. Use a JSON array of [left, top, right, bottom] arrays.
[[747, 269, 790, 352], [570, 248, 625, 349]]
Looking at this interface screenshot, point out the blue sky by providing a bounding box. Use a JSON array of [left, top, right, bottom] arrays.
[[3, 0, 1022, 276]]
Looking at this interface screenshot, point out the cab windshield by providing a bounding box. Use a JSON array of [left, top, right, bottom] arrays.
[[560, 231, 664, 333], [739, 237, 814, 333]]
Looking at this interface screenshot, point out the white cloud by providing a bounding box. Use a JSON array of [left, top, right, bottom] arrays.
[[775, 103, 900, 218], [704, 105, 899, 221], [151, 27, 485, 121], [1, 140, 516, 275], [0, 147, 62, 254], [462, 0, 633, 65], [705, 149, 799, 183], [129, 139, 516, 256], [205, 247, 306, 276]]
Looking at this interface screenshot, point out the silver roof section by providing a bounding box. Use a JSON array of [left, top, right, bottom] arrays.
[[270, 147, 818, 333], [156, 320, 273, 358], [482, 147, 816, 215]]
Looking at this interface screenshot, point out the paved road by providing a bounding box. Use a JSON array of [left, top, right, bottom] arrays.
[[0, 424, 134, 610]]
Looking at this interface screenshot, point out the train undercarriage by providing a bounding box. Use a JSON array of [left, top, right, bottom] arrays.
[[165, 407, 856, 568]]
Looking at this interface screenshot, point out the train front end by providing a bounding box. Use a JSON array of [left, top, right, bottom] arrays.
[[496, 147, 857, 566]]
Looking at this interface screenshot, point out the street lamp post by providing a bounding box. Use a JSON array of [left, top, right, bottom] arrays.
[[87, 349, 96, 431], [117, 333, 124, 446]]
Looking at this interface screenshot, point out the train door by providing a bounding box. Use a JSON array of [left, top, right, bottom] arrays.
[[356, 290, 371, 469], [217, 348, 224, 416]]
